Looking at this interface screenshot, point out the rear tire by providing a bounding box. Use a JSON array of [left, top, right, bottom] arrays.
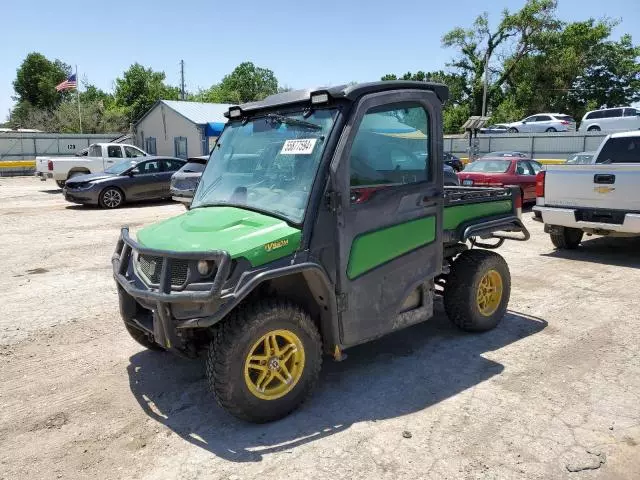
[[508, 127, 518, 133], [587, 126, 601, 132], [206, 300, 322, 423], [545, 127, 557, 132], [123, 322, 164, 351], [550, 227, 583, 249], [444, 250, 511, 332], [99, 187, 124, 209]]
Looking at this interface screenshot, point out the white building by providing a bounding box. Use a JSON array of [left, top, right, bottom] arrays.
[[133, 100, 232, 158]]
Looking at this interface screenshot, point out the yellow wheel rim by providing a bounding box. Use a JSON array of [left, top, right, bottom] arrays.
[[476, 269, 503, 317], [244, 329, 305, 401]]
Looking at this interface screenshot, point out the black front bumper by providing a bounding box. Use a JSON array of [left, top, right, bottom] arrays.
[[112, 227, 231, 350]]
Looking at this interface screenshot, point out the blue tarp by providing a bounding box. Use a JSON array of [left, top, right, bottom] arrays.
[[205, 122, 226, 137]]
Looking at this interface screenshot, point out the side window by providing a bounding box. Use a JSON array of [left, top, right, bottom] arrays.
[[174, 137, 188, 159], [108, 146, 123, 158], [523, 116, 536, 123], [125, 146, 145, 158], [89, 145, 102, 157], [624, 108, 640, 117], [133, 161, 160, 174], [536, 115, 551, 122], [603, 108, 623, 118], [528, 161, 542, 174], [516, 161, 534, 175], [349, 104, 429, 198], [161, 159, 182, 172]]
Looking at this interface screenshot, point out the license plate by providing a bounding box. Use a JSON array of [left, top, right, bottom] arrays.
[[463, 179, 473, 186]]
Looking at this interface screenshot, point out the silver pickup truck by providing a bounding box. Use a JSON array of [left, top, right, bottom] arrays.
[[533, 131, 640, 248]]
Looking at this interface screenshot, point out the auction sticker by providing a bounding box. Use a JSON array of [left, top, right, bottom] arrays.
[[281, 138, 317, 155]]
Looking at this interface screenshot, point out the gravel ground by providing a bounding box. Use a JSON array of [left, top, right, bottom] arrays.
[[1, 177, 639, 480]]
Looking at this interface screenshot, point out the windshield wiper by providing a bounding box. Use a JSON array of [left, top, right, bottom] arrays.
[[266, 114, 321, 131]]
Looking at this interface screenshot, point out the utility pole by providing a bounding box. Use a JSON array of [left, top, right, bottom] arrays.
[[180, 60, 185, 101], [481, 51, 489, 118]]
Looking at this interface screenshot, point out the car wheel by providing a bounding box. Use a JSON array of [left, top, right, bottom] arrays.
[[508, 127, 518, 133], [545, 127, 557, 132], [99, 187, 124, 209], [206, 300, 322, 423], [588, 126, 601, 132], [550, 227, 583, 250], [55, 180, 65, 189]]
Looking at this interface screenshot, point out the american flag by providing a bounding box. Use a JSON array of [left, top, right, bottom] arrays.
[[55, 74, 77, 92]]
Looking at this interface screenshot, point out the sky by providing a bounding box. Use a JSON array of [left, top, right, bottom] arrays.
[[2, 0, 639, 120]]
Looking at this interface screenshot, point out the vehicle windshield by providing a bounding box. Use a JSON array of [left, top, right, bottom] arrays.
[[104, 160, 137, 174], [464, 160, 511, 173], [191, 108, 338, 223]]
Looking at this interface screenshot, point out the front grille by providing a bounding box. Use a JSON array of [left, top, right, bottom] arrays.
[[137, 254, 189, 287]]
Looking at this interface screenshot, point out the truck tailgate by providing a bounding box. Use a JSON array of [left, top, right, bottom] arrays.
[[35, 157, 50, 173], [544, 164, 640, 211]]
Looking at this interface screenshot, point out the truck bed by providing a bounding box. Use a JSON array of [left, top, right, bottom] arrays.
[[443, 186, 526, 244]]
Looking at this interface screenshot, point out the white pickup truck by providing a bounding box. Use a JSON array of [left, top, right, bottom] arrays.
[[35, 143, 148, 187], [533, 131, 640, 249]]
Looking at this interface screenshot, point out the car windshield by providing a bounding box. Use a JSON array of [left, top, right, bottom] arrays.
[[191, 108, 338, 223], [464, 160, 511, 173], [104, 160, 137, 174]]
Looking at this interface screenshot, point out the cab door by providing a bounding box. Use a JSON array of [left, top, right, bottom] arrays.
[[330, 90, 444, 347]]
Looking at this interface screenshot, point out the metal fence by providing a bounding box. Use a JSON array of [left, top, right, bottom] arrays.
[[0, 132, 122, 161], [445, 131, 609, 160]]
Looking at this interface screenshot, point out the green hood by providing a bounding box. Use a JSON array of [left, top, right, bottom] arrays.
[[136, 207, 302, 267]]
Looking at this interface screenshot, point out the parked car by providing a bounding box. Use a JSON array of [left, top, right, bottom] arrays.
[[479, 124, 510, 134], [444, 152, 464, 172], [458, 157, 543, 203], [443, 164, 459, 186], [481, 151, 530, 159], [505, 114, 576, 133], [63, 156, 185, 208], [578, 107, 640, 132], [36, 143, 148, 188], [565, 151, 595, 164], [170, 155, 209, 207], [533, 131, 640, 248]]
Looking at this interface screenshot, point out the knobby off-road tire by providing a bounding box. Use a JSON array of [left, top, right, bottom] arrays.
[[123, 322, 165, 351], [444, 249, 511, 332], [206, 300, 322, 423], [550, 226, 583, 250]]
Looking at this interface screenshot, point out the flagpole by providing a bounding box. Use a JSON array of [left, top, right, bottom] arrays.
[[76, 65, 83, 134]]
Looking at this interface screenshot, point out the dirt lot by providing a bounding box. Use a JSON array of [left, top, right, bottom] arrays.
[[1, 176, 639, 480]]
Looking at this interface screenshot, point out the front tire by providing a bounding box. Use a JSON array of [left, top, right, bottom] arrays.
[[444, 250, 511, 332], [206, 300, 322, 423], [508, 127, 518, 133], [550, 226, 583, 249], [545, 127, 557, 132], [99, 187, 124, 209], [56, 180, 65, 188]]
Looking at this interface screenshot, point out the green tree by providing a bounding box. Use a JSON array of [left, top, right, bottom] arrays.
[[114, 63, 180, 122], [442, 0, 560, 116], [217, 62, 279, 103], [13, 52, 72, 110]]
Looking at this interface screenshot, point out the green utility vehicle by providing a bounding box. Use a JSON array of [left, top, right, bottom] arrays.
[[113, 81, 529, 423]]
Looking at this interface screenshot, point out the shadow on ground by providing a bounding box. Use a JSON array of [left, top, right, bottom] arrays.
[[65, 199, 177, 210], [127, 308, 546, 462], [41, 189, 62, 194], [542, 236, 640, 269]]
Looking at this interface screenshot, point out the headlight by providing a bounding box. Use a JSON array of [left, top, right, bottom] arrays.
[[197, 260, 213, 276]]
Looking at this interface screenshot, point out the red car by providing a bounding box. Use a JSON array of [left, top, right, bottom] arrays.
[[457, 157, 543, 203]]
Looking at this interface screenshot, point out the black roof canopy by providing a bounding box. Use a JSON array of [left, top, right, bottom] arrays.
[[224, 81, 449, 118]]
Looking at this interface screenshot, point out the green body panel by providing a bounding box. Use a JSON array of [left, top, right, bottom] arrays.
[[136, 207, 301, 267], [347, 216, 436, 279], [443, 200, 512, 231]]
